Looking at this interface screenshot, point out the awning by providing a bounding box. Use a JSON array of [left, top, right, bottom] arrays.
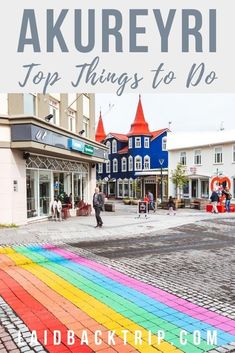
[[187, 174, 210, 179]]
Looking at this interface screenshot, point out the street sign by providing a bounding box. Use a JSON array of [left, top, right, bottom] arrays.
[[84, 145, 94, 155], [138, 201, 148, 214]]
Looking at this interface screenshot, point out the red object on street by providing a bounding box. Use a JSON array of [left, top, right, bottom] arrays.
[[206, 204, 235, 213]]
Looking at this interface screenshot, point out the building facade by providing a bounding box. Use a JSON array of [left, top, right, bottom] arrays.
[[0, 93, 108, 225], [96, 96, 168, 200], [167, 130, 235, 199]]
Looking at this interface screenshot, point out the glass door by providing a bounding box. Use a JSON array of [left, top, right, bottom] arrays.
[[39, 171, 51, 216]]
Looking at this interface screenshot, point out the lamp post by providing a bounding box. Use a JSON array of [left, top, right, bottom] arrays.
[[159, 159, 164, 202]]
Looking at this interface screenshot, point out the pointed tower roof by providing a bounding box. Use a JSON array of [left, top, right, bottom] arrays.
[[95, 112, 106, 142], [128, 95, 151, 136]]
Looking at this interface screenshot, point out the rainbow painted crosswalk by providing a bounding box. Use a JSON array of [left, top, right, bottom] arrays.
[[0, 244, 234, 353]]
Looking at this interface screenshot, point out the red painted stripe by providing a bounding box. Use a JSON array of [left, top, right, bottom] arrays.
[[0, 269, 94, 353]]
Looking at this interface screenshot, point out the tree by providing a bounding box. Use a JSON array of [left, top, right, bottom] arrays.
[[171, 164, 188, 199]]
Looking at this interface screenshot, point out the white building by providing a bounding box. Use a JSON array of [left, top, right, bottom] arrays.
[[167, 130, 235, 199]]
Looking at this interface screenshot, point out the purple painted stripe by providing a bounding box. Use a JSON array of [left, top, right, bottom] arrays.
[[43, 244, 235, 335]]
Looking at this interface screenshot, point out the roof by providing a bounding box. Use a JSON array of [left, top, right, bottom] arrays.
[[106, 132, 128, 142], [118, 146, 128, 154], [151, 128, 169, 141], [167, 130, 235, 150], [128, 95, 151, 136], [95, 112, 106, 142]]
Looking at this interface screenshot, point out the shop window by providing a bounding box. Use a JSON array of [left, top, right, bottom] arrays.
[[106, 160, 110, 173], [135, 156, 142, 171], [180, 152, 187, 165], [106, 141, 111, 154], [113, 158, 118, 173], [26, 170, 38, 218], [68, 109, 76, 132], [112, 140, 117, 153], [194, 150, 202, 165], [49, 98, 60, 125], [118, 179, 123, 198], [98, 163, 103, 174], [144, 156, 150, 169], [121, 157, 127, 172], [214, 147, 223, 164], [135, 137, 141, 148], [24, 93, 36, 115], [129, 156, 133, 171], [144, 137, 149, 148], [162, 137, 167, 151], [123, 179, 129, 197], [128, 138, 132, 149], [201, 180, 209, 198]]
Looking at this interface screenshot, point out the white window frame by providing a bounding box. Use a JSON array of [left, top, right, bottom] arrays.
[[135, 156, 142, 171], [68, 109, 76, 133], [98, 163, 103, 174], [128, 138, 132, 149], [49, 98, 60, 125], [106, 141, 111, 154], [128, 156, 133, 171], [180, 152, 187, 165], [24, 93, 36, 116], [162, 137, 167, 151], [144, 137, 150, 148], [113, 158, 118, 173], [112, 140, 117, 154], [214, 147, 223, 164], [83, 116, 90, 138], [144, 156, 150, 170], [135, 137, 141, 148], [0, 93, 8, 114], [121, 157, 127, 172], [117, 179, 123, 198], [106, 160, 110, 173], [233, 145, 235, 163], [194, 150, 202, 165]]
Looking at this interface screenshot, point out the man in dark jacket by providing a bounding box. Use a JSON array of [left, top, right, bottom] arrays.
[[93, 187, 104, 228], [210, 190, 219, 214], [222, 187, 231, 212]]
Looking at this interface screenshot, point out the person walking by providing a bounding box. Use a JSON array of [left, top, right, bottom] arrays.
[[93, 187, 104, 228], [210, 190, 219, 214], [167, 196, 176, 215], [222, 187, 232, 212], [147, 190, 155, 212]]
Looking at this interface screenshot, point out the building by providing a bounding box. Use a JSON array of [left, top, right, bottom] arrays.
[[95, 96, 169, 200], [167, 130, 235, 199], [0, 93, 108, 225]]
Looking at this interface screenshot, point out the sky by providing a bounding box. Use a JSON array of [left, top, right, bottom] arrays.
[[95, 94, 235, 134]]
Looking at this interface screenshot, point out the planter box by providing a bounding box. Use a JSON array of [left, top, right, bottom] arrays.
[[104, 203, 115, 212]]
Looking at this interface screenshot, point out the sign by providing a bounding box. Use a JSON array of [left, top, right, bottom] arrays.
[[210, 176, 231, 191], [68, 139, 84, 152], [138, 201, 148, 214], [84, 145, 94, 155]]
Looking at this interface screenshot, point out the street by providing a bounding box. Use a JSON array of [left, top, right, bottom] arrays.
[[0, 209, 235, 353]]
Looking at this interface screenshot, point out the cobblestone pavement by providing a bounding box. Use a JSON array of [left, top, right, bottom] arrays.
[[0, 214, 235, 353]]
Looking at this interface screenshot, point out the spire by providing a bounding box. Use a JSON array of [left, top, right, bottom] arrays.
[[95, 111, 106, 142], [128, 95, 150, 136]]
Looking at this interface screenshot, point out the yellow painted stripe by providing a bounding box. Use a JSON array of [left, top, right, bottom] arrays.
[[5, 250, 182, 353]]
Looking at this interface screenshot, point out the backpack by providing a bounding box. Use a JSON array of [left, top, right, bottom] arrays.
[[228, 193, 232, 200]]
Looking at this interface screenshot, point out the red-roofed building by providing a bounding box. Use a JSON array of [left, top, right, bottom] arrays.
[[95, 112, 106, 142], [95, 96, 169, 200]]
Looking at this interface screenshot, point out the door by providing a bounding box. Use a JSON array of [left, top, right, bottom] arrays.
[[192, 179, 198, 198], [39, 171, 51, 216]]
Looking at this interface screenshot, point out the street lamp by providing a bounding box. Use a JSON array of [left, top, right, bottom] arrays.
[[159, 159, 164, 202]]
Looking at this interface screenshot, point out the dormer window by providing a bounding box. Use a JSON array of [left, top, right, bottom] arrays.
[[162, 137, 167, 151], [128, 138, 133, 149], [144, 137, 149, 148], [135, 137, 141, 148], [112, 140, 117, 153]]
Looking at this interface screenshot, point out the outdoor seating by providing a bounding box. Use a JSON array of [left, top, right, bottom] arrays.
[[76, 200, 92, 216]]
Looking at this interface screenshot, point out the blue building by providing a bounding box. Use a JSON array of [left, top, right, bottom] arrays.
[[96, 96, 169, 200]]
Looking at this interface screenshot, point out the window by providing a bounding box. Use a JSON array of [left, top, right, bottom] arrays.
[[98, 163, 103, 174], [83, 94, 90, 118], [112, 140, 117, 153], [128, 138, 132, 149], [68, 109, 76, 132], [129, 156, 133, 171], [106, 161, 110, 173], [49, 98, 60, 125], [121, 157, 127, 172], [24, 93, 36, 115], [162, 137, 167, 151], [83, 116, 90, 138], [118, 179, 123, 198], [144, 156, 150, 169], [201, 180, 209, 198], [113, 159, 118, 173], [106, 141, 111, 154], [144, 137, 149, 148], [135, 137, 141, 148], [135, 156, 142, 171], [0, 94, 8, 114], [194, 150, 201, 165], [214, 147, 223, 164], [233, 146, 235, 162], [180, 152, 187, 165]]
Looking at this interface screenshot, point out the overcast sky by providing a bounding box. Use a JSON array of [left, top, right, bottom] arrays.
[[95, 94, 235, 134]]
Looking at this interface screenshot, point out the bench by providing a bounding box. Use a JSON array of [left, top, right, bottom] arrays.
[[104, 203, 115, 212]]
